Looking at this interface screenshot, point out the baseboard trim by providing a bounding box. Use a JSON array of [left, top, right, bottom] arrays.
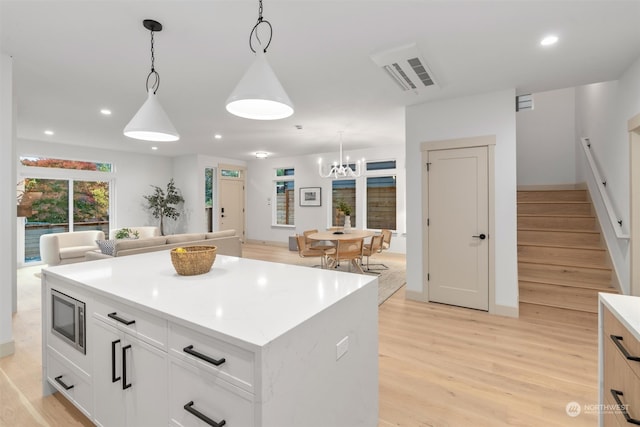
[[493, 304, 519, 318], [405, 290, 428, 302], [517, 183, 586, 191], [0, 340, 15, 358]]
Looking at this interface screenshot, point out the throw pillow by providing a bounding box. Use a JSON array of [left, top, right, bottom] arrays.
[[96, 239, 116, 256]]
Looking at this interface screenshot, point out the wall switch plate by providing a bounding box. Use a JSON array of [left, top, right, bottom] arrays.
[[336, 336, 349, 360]]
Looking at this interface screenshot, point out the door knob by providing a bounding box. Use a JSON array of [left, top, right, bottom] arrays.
[[472, 233, 486, 240]]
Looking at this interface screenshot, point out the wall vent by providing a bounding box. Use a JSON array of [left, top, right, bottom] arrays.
[[516, 94, 534, 111], [371, 43, 437, 94]]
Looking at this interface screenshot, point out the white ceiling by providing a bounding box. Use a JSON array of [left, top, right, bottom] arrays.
[[2, 1, 640, 160]]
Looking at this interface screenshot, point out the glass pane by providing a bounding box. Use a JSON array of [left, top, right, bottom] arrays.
[[221, 169, 240, 178], [205, 168, 214, 232], [22, 178, 70, 262], [73, 180, 110, 235], [332, 179, 356, 227], [276, 168, 295, 177], [20, 156, 112, 172], [366, 160, 397, 171], [276, 180, 295, 225], [367, 176, 396, 230]]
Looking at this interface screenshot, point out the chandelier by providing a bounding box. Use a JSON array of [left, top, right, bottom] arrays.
[[318, 133, 363, 178]]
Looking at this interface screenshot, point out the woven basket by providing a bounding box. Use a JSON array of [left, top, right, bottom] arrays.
[[170, 246, 217, 276]]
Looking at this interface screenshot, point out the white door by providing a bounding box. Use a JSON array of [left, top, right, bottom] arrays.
[[427, 146, 489, 311], [219, 179, 245, 239]]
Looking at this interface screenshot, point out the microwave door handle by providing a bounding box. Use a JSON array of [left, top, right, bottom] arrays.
[[77, 306, 85, 350]]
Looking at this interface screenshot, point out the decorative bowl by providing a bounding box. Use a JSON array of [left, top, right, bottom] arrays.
[[170, 245, 217, 276]]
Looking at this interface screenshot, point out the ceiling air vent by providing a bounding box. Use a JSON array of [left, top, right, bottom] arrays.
[[371, 43, 437, 94]]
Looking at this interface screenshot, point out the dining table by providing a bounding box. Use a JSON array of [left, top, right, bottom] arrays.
[[307, 229, 376, 273]]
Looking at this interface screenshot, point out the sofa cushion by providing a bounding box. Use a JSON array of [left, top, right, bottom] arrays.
[[205, 230, 236, 239], [60, 245, 101, 260], [166, 233, 206, 244], [96, 239, 116, 256], [115, 236, 167, 252]]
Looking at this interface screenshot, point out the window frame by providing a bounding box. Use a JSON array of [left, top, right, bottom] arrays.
[[272, 167, 296, 228]]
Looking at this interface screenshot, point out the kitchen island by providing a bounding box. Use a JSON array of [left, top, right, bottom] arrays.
[[42, 251, 379, 427]]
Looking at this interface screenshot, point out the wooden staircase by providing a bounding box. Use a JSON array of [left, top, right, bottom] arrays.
[[517, 188, 618, 325]]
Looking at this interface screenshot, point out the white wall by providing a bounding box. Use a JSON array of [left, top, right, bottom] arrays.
[[517, 87, 577, 186], [18, 139, 175, 233], [1, 53, 16, 357], [574, 55, 640, 294], [406, 89, 518, 311], [246, 145, 406, 253]]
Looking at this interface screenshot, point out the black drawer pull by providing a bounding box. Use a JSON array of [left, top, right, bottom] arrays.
[[54, 375, 74, 390], [122, 344, 132, 390], [184, 401, 226, 427], [610, 335, 640, 362], [108, 312, 136, 326], [111, 339, 121, 383], [183, 345, 226, 366], [610, 389, 640, 425]]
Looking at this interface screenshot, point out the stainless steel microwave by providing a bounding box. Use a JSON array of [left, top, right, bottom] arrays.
[[51, 289, 86, 354]]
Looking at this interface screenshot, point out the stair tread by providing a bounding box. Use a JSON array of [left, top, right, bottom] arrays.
[[518, 242, 605, 251], [517, 227, 600, 234], [518, 280, 618, 293], [519, 302, 597, 328], [518, 213, 595, 218], [518, 257, 611, 270], [518, 298, 598, 314], [517, 201, 591, 204]]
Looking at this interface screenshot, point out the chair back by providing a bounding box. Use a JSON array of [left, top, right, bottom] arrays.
[[381, 229, 392, 250], [296, 234, 307, 254], [335, 238, 363, 261], [303, 229, 319, 245], [368, 234, 384, 254]]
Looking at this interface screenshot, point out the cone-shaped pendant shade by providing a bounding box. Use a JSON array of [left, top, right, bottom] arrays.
[[226, 48, 294, 120], [124, 89, 180, 142]]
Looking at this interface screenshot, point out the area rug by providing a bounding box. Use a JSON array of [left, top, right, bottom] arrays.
[[292, 257, 406, 306]]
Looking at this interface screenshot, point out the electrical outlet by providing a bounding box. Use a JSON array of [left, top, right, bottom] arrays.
[[336, 336, 349, 360]]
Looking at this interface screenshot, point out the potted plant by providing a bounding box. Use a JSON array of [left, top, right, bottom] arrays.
[[143, 178, 185, 236], [114, 228, 140, 239], [336, 200, 352, 232]]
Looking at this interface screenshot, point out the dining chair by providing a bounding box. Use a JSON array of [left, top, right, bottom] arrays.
[[326, 238, 364, 273], [362, 234, 385, 274], [296, 234, 328, 268]]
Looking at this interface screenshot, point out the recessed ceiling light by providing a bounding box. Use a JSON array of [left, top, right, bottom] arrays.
[[44, 130, 54, 135], [214, 134, 222, 140], [540, 35, 558, 46], [151, 146, 158, 150], [100, 109, 112, 116], [255, 151, 268, 159]]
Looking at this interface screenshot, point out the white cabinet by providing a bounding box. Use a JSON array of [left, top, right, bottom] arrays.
[[46, 347, 93, 418], [93, 314, 168, 427]]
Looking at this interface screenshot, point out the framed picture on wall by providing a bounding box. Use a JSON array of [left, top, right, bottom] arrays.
[[300, 187, 321, 207]]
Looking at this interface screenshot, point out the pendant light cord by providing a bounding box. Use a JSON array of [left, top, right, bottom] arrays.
[[145, 28, 161, 94], [250, 0, 272, 53]]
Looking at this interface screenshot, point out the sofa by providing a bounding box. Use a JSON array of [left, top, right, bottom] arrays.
[[40, 230, 105, 266], [85, 229, 242, 260]]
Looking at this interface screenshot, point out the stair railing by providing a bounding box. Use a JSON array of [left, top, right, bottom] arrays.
[[580, 137, 630, 239]]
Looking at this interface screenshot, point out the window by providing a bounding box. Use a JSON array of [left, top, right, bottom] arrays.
[[366, 160, 396, 171], [20, 156, 112, 172], [332, 180, 356, 227], [366, 176, 396, 230], [221, 169, 241, 178], [274, 168, 295, 226]]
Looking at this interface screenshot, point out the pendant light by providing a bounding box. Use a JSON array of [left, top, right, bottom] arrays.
[[124, 19, 179, 142], [226, 0, 294, 120]]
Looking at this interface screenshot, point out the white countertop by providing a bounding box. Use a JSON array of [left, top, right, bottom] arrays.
[[43, 251, 378, 348], [599, 293, 640, 340]]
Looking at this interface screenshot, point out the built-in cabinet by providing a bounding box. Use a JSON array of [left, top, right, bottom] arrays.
[[599, 293, 640, 427]]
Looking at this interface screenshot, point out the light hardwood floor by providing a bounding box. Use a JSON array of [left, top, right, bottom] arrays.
[[1, 243, 598, 426]]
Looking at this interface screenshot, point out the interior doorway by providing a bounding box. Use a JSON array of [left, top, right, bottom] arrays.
[[219, 165, 245, 240], [421, 136, 496, 312]]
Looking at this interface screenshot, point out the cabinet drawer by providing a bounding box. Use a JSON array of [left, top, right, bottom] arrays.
[[169, 323, 254, 392], [604, 332, 640, 426], [47, 348, 93, 419], [169, 358, 254, 427], [604, 308, 640, 378], [94, 296, 167, 350], [603, 393, 623, 427]]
